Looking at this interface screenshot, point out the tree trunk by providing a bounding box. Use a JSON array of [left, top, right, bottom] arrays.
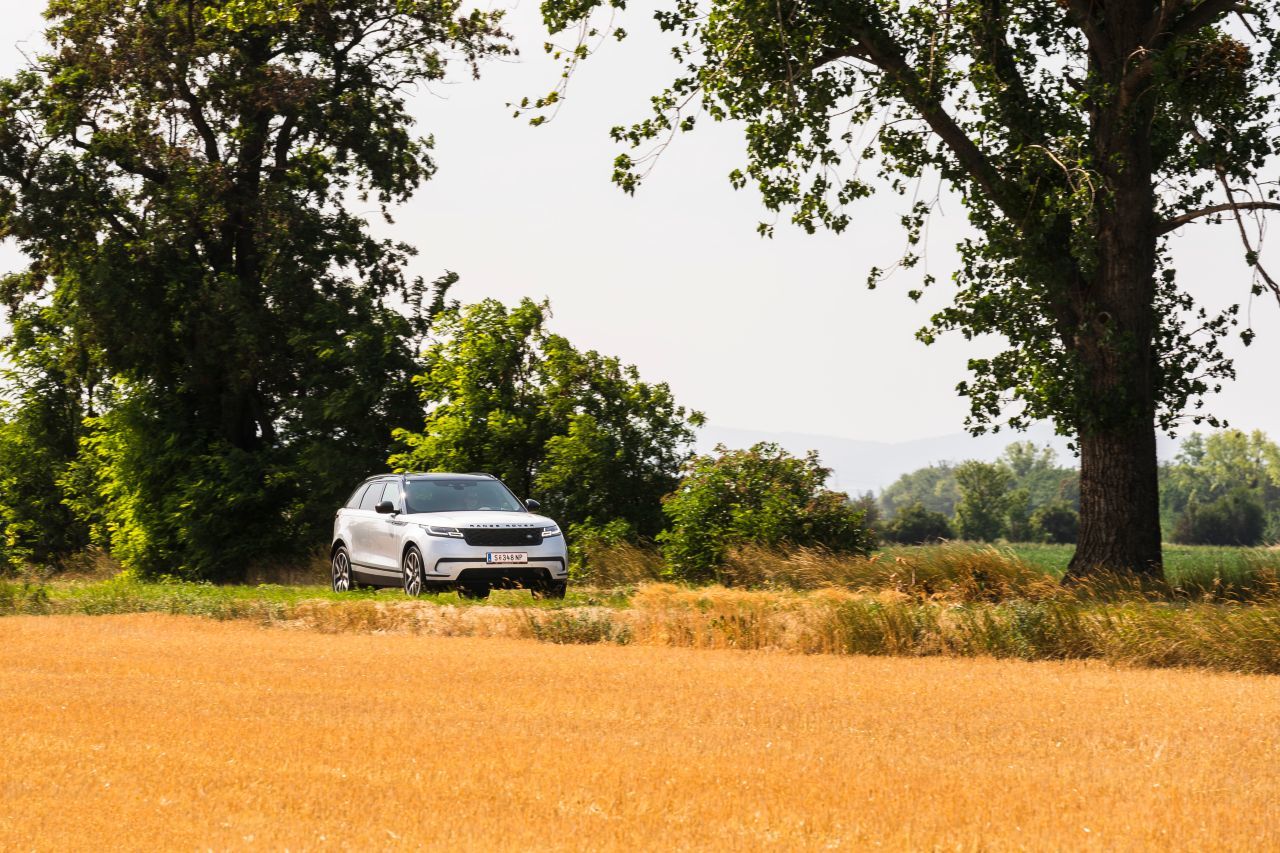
[[1067, 425, 1163, 581], [1066, 26, 1165, 583]]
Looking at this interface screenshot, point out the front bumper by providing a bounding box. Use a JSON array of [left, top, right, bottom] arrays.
[[419, 536, 569, 583]]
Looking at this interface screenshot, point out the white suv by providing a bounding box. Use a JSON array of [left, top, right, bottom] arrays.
[[330, 473, 569, 599]]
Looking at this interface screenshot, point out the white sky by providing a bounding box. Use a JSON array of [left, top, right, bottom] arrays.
[[2, 0, 1278, 444]]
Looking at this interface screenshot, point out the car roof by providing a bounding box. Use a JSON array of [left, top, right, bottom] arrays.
[[362, 472, 496, 483]]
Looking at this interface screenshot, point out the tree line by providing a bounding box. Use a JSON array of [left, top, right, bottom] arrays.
[[879, 431, 1280, 547]]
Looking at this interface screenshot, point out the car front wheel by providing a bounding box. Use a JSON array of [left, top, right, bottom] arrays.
[[402, 545, 424, 597], [331, 546, 353, 593]]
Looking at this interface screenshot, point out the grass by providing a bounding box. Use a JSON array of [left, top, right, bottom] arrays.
[[4, 542, 1280, 676], [6, 571, 1280, 675], [929, 541, 1280, 589], [2, 613, 1278, 849], [574, 540, 1280, 599]]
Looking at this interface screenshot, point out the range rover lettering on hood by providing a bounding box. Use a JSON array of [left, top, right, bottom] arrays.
[[466, 523, 539, 528]]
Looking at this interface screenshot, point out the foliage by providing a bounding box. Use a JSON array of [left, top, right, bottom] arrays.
[[998, 443, 1079, 510], [1160, 429, 1280, 542], [1030, 501, 1080, 545], [532, 0, 1279, 434], [0, 0, 508, 578], [880, 463, 959, 519], [659, 442, 874, 583], [0, 304, 92, 571], [1172, 488, 1267, 547], [390, 298, 704, 539], [881, 443, 1077, 532], [952, 461, 1013, 542], [880, 501, 952, 545], [1004, 488, 1034, 542]]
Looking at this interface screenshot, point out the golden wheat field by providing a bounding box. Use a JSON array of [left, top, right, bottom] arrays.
[[1, 615, 1279, 850]]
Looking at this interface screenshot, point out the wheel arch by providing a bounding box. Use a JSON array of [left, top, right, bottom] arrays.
[[401, 537, 424, 564]]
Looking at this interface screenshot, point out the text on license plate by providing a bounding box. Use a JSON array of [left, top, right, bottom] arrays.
[[487, 552, 528, 564]]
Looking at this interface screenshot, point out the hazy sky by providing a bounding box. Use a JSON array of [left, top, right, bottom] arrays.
[[2, 1, 1278, 445]]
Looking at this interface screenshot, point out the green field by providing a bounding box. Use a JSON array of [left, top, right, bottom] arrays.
[[884, 542, 1280, 589]]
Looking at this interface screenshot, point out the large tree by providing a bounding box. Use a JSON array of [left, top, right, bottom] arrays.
[[0, 0, 507, 578], [534, 0, 1280, 580]]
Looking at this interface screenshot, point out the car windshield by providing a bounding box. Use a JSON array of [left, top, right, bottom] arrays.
[[404, 479, 525, 514]]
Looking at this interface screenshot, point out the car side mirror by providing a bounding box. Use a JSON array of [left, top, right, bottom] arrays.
[[375, 500, 396, 514], [525, 498, 541, 511]]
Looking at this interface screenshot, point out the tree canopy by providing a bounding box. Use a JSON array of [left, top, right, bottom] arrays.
[[0, 0, 508, 577]]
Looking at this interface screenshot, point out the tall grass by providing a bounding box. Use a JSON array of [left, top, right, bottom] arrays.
[[582, 540, 1280, 602], [7, 574, 1280, 675]]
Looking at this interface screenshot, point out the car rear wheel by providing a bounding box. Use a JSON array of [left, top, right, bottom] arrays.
[[331, 546, 353, 593], [402, 545, 424, 597]]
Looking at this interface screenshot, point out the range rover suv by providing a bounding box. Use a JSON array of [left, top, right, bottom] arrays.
[[330, 473, 568, 599]]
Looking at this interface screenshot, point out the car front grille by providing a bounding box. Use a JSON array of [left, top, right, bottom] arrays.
[[461, 527, 543, 547]]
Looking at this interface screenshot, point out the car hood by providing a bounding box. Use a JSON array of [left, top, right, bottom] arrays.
[[399, 511, 555, 529]]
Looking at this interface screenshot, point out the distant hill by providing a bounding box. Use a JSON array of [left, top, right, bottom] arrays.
[[696, 423, 1182, 495]]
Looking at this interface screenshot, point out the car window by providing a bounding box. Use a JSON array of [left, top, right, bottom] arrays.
[[404, 479, 524, 514], [380, 481, 402, 511], [345, 484, 370, 509], [358, 482, 385, 511]]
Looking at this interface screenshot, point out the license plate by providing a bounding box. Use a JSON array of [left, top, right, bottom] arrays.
[[486, 552, 528, 565]]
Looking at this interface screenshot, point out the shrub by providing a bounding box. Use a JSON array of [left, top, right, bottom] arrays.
[[882, 502, 953, 544], [658, 443, 874, 584], [1172, 488, 1266, 546], [1030, 501, 1079, 544]]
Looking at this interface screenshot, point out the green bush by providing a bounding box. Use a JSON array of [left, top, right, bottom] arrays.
[[1172, 488, 1266, 546], [881, 502, 953, 544], [1030, 500, 1079, 544], [658, 443, 875, 583]]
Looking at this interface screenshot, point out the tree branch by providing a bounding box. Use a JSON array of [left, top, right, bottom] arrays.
[[1157, 0, 1251, 45], [973, 0, 1049, 145], [68, 133, 169, 185], [175, 75, 222, 164], [1061, 0, 1113, 67], [828, 7, 1023, 218], [1159, 201, 1280, 234]]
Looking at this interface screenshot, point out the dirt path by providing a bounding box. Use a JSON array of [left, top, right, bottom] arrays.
[[1, 614, 1278, 850]]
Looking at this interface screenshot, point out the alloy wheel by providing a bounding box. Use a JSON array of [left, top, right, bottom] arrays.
[[403, 547, 424, 597], [331, 548, 351, 593]]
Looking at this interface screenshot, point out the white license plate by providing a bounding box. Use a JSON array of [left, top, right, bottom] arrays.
[[486, 552, 528, 565]]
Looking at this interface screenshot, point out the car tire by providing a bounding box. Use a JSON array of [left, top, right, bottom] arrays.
[[331, 545, 354, 593], [402, 545, 425, 597], [532, 579, 567, 600]]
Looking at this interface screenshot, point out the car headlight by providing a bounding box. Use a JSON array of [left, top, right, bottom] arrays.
[[541, 525, 562, 538], [424, 525, 464, 538]]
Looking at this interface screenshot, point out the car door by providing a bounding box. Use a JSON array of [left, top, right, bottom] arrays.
[[350, 479, 391, 572], [369, 479, 407, 571]]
